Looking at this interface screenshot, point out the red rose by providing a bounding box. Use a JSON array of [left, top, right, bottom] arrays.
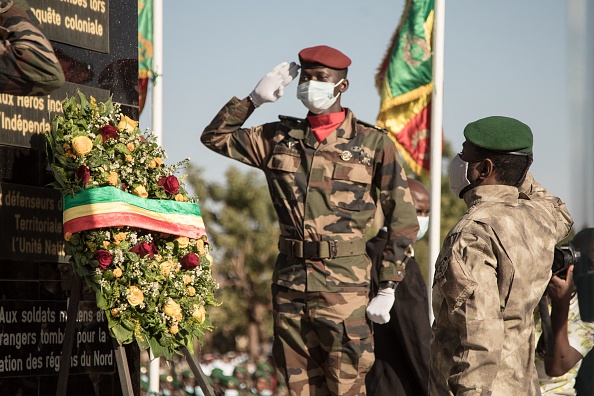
[[98, 125, 119, 142], [180, 252, 200, 270], [94, 250, 113, 269], [75, 165, 90, 184], [130, 242, 158, 258], [158, 175, 180, 195]]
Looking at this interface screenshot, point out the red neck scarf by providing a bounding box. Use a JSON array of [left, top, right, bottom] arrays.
[[307, 109, 346, 143]]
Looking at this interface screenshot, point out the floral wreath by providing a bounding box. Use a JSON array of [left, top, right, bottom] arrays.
[[45, 92, 218, 359]]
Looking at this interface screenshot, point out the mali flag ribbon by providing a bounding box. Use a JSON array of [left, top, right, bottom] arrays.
[[376, 0, 435, 176], [63, 187, 207, 239]]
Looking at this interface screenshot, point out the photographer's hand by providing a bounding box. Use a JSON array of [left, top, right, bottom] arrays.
[[545, 265, 583, 377], [547, 265, 575, 306]]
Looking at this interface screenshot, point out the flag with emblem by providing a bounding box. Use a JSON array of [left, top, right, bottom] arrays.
[[376, 0, 435, 176], [138, 0, 153, 114]]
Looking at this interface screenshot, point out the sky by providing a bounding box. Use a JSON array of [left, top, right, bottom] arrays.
[[140, 0, 572, 214]]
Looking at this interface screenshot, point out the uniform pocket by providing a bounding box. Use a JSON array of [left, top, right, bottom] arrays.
[[338, 317, 374, 380], [266, 146, 300, 201], [330, 162, 372, 211]]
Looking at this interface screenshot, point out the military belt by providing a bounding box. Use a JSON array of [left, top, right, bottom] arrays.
[[278, 237, 366, 259]]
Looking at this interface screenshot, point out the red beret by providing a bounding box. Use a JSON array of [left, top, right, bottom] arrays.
[[298, 45, 351, 69]]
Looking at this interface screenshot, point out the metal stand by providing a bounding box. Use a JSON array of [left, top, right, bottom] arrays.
[[181, 346, 215, 396], [55, 272, 134, 396], [56, 274, 81, 396]]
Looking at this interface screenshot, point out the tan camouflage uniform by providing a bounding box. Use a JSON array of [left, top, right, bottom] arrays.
[[202, 97, 418, 396], [430, 173, 573, 396], [0, 0, 64, 95]]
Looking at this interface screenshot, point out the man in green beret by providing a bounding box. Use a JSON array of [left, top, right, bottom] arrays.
[[430, 116, 573, 395]]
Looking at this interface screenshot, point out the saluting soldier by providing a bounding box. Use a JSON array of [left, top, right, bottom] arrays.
[[0, 0, 64, 95], [430, 116, 573, 395], [201, 45, 419, 396]]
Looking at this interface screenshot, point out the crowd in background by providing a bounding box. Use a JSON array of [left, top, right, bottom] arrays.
[[140, 351, 286, 396]]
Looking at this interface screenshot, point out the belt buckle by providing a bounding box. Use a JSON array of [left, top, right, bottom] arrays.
[[328, 240, 338, 259]]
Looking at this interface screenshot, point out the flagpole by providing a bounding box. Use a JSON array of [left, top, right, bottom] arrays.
[[428, 0, 445, 324], [149, 0, 163, 393]]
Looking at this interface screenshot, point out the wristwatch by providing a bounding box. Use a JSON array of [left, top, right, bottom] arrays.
[[379, 280, 397, 290]]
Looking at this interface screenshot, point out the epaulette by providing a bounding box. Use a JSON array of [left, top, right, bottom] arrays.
[[356, 119, 388, 133], [278, 115, 304, 123]]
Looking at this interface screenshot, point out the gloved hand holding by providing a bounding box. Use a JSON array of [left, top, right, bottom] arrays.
[[249, 61, 300, 107], [366, 287, 395, 324]]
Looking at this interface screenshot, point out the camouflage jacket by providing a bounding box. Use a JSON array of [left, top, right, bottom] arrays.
[[201, 97, 419, 293], [0, 0, 64, 95], [430, 173, 573, 396]]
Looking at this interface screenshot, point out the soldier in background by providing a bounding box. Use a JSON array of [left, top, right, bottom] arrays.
[[201, 45, 418, 396], [0, 0, 64, 95], [365, 178, 431, 396], [430, 116, 573, 395]]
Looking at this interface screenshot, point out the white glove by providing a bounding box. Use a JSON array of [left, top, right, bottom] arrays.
[[366, 287, 395, 324], [249, 62, 300, 107]]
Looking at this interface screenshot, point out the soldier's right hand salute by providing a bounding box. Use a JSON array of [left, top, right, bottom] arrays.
[[248, 62, 300, 107]]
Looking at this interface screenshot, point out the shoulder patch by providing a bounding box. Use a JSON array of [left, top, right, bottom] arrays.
[[356, 119, 388, 133]]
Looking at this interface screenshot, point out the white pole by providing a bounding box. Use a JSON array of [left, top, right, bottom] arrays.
[[149, 0, 163, 393], [427, 0, 445, 324], [152, 0, 164, 147]]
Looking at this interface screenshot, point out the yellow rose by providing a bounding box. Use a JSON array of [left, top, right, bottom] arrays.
[[113, 268, 123, 278], [148, 160, 157, 169], [64, 232, 72, 241], [160, 260, 175, 276], [187, 286, 196, 296], [107, 171, 118, 186], [192, 305, 206, 322], [155, 157, 163, 166], [71, 136, 93, 156], [111, 308, 120, 317], [125, 154, 133, 162], [127, 285, 144, 306], [174, 194, 187, 202], [169, 325, 179, 335], [175, 236, 189, 248], [163, 299, 183, 321], [184, 274, 192, 285], [126, 143, 135, 151], [114, 232, 127, 243], [205, 253, 214, 266], [103, 241, 110, 249], [195, 239, 204, 250], [117, 115, 138, 133], [132, 185, 148, 198]]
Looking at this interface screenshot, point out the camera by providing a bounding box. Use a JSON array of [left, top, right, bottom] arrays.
[[551, 241, 594, 322], [551, 243, 581, 279]]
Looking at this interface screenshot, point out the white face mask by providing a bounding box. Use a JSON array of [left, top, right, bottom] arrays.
[[297, 79, 344, 114], [448, 154, 473, 198], [416, 216, 429, 240]]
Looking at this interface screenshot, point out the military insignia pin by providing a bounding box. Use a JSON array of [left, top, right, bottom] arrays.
[[287, 140, 296, 149], [340, 150, 353, 161], [359, 154, 372, 165]]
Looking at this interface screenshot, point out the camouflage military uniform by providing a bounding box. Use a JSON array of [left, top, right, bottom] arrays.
[[430, 173, 573, 396], [0, 0, 64, 95], [201, 97, 418, 396]]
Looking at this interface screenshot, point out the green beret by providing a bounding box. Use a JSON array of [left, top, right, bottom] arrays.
[[210, 368, 225, 380], [221, 375, 240, 387], [464, 116, 533, 154]]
